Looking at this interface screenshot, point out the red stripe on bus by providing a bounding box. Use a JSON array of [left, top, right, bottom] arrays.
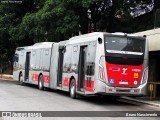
[[76, 79, 78, 88], [84, 80, 94, 92], [43, 75, 49, 83], [32, 74, 49, 83], [63, 78, 78, 88], [63, 77, 70, 86], [32, 74, 39, 81]]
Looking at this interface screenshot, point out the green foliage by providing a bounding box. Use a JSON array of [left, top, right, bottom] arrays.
[[0, 0, 154, 70], [19, 0, 77, 42]]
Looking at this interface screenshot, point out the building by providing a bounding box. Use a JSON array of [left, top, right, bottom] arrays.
[[135, 28, 160, 98]]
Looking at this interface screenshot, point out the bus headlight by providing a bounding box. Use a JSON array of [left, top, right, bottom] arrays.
[[141, 67, 148, 85]]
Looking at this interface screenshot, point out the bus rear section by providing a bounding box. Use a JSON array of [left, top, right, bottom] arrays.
[[13, 42, 54, 89], [96, 34, 148, 96], [13, 47, 26, 81]]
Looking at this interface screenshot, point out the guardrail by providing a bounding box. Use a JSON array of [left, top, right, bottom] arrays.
[[148, 82, 160, 99]]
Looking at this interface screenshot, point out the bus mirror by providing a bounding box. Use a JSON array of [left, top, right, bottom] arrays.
[[98, 38, 102, 44]]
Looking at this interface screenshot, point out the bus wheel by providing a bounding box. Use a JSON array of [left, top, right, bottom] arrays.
[[70, 79, 76, 99], [19, 73, 24, 85], [38, 75, 44, 90]]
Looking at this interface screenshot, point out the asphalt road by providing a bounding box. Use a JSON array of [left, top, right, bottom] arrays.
[[0, 80, 159, 120]]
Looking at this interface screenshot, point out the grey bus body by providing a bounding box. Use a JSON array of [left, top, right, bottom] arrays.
[[13, 32, 148, 98], [13, 42, 54, 88]]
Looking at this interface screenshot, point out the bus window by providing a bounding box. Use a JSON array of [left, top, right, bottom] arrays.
[[86, 62, 95, 76]]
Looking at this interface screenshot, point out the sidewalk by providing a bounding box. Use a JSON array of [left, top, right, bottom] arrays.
[[0, 74, 13, 80], [122, 96, 160, 107]]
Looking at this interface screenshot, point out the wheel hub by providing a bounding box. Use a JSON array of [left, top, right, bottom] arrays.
[[71, 82, 75, 95]]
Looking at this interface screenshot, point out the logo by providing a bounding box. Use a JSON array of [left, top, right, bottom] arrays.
[[110, 79, 114, 84], [1, 112, 42, 118], [134, 73, 138, 78], [134, 81, 138, 85], [122, 68, 127, 75], [2, 112, 11, 117], [110, 67, 120, 71]]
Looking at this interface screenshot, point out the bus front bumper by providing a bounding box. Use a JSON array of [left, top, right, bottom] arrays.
[[95, 80, 148, 96], [104, 83, 147, 96]]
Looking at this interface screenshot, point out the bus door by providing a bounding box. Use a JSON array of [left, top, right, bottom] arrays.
[[57, 46, 65, 87], [25, 52, 31, 81], [78, 46, 87, 91]]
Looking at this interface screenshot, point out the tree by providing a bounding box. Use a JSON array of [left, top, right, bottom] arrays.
[[0, 0, 44, 69], [0, 0, 155, 71], [19, 0, 94, 42]]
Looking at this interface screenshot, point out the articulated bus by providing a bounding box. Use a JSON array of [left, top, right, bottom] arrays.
[[13, 32, 148, 98]]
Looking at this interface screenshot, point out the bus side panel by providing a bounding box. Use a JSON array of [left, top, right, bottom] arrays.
[[84, 41, 97, 94], [29, 49, 36, 84], [62, 45, 72, 91], [50, 44, 59, 89], [70, 44, 79, 91], [94, 35, 107, 94], [42, 48, 51, 87], [138, 59, 148, 95], [139, 38, 148, 95], [13, 52, 19, 81], [13, 50, 26, 81], [26, 48, 51, 87], [29, 49, 41, 85], [63, 41, 97, 94]]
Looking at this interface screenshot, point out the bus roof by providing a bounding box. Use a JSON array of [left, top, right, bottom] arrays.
[[68, 32, 145, 44], [16, 42, 55, 51]]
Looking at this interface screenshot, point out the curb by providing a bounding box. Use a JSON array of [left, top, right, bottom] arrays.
[[121, 96, 160, 107], [0, 78, 13, 81], [0, 74, 13, 80]]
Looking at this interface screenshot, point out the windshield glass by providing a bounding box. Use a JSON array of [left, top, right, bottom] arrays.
[[104, 36, 146, 65], [105, 37, 145, 55]]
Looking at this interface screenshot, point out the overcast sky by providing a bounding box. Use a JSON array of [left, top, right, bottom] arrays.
[[130, 0, 154, 17]]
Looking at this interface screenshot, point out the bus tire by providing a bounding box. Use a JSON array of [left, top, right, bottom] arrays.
[[38, 75, 44, 90], [70, 79, 76, 99], [19, 73, 24, 85]]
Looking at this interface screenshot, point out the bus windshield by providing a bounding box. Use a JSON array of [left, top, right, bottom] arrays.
[[104, 36, 146, 65], [105, 37, 145, 55]]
